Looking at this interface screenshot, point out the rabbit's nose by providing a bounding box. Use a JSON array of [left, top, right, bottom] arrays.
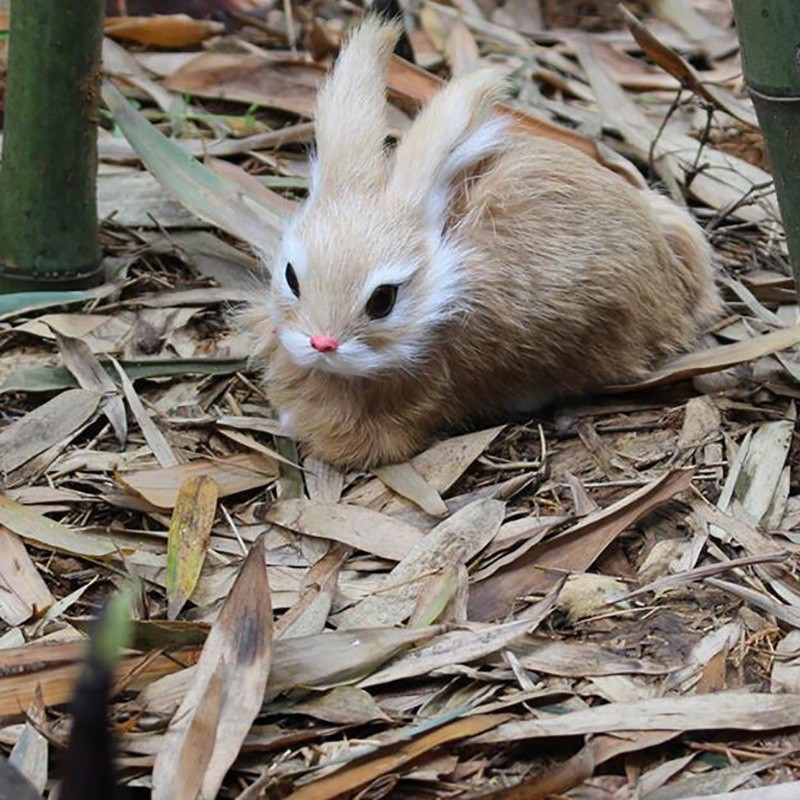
[[310, 334, 339, 353]]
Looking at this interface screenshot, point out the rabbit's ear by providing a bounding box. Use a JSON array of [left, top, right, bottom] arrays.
[[388, 67, 509, 224], [312, 17, 400, 194]]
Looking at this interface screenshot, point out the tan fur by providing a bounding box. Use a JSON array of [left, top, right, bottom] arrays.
[[243, 18, 722, 469]]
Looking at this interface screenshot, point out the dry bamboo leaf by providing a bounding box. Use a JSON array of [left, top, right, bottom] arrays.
[[479, 731, 678, 800], [139, 627, 442, 716], [733, 418, 794, 526], [0, 528, 54, 625], [8, 718, 48, 794], [665, 621, 742, 693], [619, 6, 758, 128], [646, 758, 783, 800], [153, 537, 273, 800], [261, 500, 424, 562], [474, 692, 800, 744], [0, 389, 101, 474], [169, 664, 224, 800], [55, 331, 127, 448], [103, 36, 177, 114], [167, 476, 219, 620], [359, 618, 535, 689], [117, 452, 278, 509], [303, 456, 344, 504], [285, 714, 510, 800], [0, 643, 201, 721], [105, 14, 224, 48], [511, 638, 671, 677], [217, 427, 301, 470], [373, 461, 448, 517], [348, 426, 504, 510], [705, 577, 800, 629], [771, 631, 800, 693], [607, 326, 800, 392], [678, 396, 721, 450], [165, 53, 325, 118], [407, 565, 463, 628], [286, 686, 390, 725], [335, 498, 505, 630], [110, 357, 178, 469], [468, 469, 694, 621], [574, 39, 776, 221], [275, 543, 349, 639], [649, 0, 738, 60], [0, 496, 117, 559]]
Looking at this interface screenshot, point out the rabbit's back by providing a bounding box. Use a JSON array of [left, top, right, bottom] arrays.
[[438, 134, 719, 410]]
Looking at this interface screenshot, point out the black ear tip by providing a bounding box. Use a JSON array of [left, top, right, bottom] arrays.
[[368, 0, 415, 63]]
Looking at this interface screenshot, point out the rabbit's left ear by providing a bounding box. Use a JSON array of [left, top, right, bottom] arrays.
[[311, 17, 400, 195], [388, 67, 509, 226]]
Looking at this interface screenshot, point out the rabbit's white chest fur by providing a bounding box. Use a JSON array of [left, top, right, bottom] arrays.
[[243, 17, 721, 469]]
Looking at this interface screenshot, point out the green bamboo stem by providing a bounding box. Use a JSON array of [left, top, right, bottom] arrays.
[[732, 2, 800, 291], [0, 0, 105, 293]]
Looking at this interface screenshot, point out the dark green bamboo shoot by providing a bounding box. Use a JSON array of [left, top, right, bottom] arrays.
[[0, 0, 105, 292], [732, 2, 800, 289]]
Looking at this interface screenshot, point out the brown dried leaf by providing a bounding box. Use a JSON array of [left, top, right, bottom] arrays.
[[468, 469, 694, 621], [117, 452, 278, 509], [619, 6, 758, 128], [105, 14, 224, 48], [165, 53, 324, 117], [285, 714, 510, 800], [153, 536, 273, 800], [275, 544, 349, 640]]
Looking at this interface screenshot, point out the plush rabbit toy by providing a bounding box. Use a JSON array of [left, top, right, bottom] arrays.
[[241, 17, 721, 468]]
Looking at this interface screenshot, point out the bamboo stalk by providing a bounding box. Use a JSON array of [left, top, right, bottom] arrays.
[[0, 0, 105, 293], [732, 2, 800, 291]]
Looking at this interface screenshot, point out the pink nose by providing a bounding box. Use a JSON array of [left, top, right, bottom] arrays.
[[310, 334, 339, 353]]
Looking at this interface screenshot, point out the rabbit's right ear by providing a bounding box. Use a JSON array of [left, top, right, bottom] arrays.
[[388, 67, 509, 225], [311, 17, 400, 195]]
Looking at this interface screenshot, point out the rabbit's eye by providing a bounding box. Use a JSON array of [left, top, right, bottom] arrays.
[[366, 284, 398, 320], [285, 263, 300, 298]]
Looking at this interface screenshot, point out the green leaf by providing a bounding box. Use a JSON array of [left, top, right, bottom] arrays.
[[103, 81, 288, 257]]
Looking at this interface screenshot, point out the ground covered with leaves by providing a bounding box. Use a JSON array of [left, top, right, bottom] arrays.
[[1, 1, 800, 797]]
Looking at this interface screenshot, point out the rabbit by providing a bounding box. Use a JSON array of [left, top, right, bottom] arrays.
[[239, 16, 721, 469]]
